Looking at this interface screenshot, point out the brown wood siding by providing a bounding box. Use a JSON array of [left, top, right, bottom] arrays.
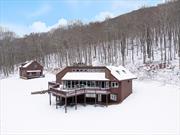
[[105, 68, 118, 81], [120, 80, 132, 102], [25, 61, 43, 71], [56, 67, 70, 83], [110, 81, 122, 103]]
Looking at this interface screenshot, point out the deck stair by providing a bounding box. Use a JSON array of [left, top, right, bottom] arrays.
[[31, 90, 49, 95]]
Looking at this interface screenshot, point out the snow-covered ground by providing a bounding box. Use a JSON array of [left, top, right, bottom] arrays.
[[0, 73, 180, 134]]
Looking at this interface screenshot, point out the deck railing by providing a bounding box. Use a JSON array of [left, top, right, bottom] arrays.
[[48, 81, 110, 97]]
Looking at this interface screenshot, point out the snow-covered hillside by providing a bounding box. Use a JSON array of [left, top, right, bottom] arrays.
[[0, 73, 179, 134]]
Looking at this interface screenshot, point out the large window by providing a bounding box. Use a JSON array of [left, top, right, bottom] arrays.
[[91, 81, 96, 88], [63, 80, 110, 89], [80, 81, 86, 88], [111, 82, 119, 88], [72, 81, 75, 88], [106, 82, 109, 88], [75, 81, 79, 88], [63, 81, 67, 89], [101, 81, 105, 88], [87, 81, 91, 87], [67, 81, 71, 89]]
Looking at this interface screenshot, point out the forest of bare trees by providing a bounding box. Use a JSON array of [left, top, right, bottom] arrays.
[[0, 0, 180, 76]]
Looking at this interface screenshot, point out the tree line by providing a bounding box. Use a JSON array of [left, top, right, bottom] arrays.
[[0, 0, 180, 76]]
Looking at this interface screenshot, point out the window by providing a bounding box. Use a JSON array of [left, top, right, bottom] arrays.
[[63, 81, 67, 89], [75, 81, 79, 88], [72, 81, 75, 88], [82, 81, 86, 87], [80, 81, 84, 88], [67, 81, 71, 89], [86, 93, 96, 98], [101, 81, 105, 88], [91, 81, 96, 87], [110, 94, 117, 101], [116, 70, 120, 75], [87, 81, 91, 87], [111, 82, 119, 88], [106, 82, 109, 88], [122, 70, 126, 74]]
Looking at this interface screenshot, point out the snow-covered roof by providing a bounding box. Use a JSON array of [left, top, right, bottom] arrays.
[[22, 61, 34, 68], [27, 70, 41, 73], [62, 72, 109, 81], [106, 66, 136, 81]]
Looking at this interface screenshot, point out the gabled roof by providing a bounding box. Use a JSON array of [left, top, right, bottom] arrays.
[[106, 66, 136, 81], [58, 65, 136, 81], [22, 60, 34, 68], [62, 72, 109, 81], [21, 60, 43, 68]]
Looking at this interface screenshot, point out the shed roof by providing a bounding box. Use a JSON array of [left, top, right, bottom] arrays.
[[22, 61, 34, 68]]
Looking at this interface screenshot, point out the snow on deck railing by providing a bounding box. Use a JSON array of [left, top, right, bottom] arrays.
[[50, 87, 110, 97]]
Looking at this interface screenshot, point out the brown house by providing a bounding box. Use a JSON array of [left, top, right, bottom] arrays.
[[19, 60, 44, 79], [48, 65, 136, 113]]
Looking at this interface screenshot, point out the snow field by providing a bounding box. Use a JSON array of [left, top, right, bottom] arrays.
[[0, 73, 179, 134]]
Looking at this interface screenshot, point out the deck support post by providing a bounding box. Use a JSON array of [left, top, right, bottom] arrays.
[[60, 96, 62, 105], [56, 96, 58, 109], [95, 94, 97, 107], [106, 94, 108, 107], [65, 97, 67, 113], [49, 93, 51, 106], [84, 90, 86, 106], [75, 90, 77, 110]]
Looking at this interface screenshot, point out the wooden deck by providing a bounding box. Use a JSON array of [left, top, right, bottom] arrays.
[[31, 81, 110, 113]]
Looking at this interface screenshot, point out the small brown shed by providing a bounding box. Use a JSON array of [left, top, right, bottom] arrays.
[[19, 60, 44, 79]]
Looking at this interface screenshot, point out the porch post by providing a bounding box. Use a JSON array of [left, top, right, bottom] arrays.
[[75, 90, 77, 110], [56, 96, 58, 109], [60, 96, 62, 105], [65, 97, 67, 113], [49, 93, 51, 106], [106, 94, 108, 107], [84, 89, 86, 106], [95, 91, 97, 107]]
